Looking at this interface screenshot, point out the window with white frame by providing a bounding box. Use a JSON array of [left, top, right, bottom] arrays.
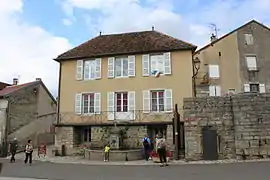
[[75, 93, 101, 115], [246, 56, 257, 70], [76, 59, 101, 80], [244, 83, 265, 93], [209, 65, 220, 78], [116, 92, 128, 112], [142, 52, 171, 77], [151, 90, 165, 112], [115, 57, 129, 77], [150, 55, 165, 76], [244, 34, 254, 45], [82, 93, 95, 114], [209, 85, 221, 96]]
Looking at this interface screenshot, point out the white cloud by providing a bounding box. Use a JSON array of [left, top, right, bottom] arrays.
[[0, 0, 72, 96], [61, 0, 270, 47]]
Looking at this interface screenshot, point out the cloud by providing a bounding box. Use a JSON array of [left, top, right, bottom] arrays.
[[0, 0, 72, 96], [61, 0, 270, 47], [62, 18, 73, 26]]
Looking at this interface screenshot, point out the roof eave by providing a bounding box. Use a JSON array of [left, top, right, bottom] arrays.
[[54, 47, 196, 61]]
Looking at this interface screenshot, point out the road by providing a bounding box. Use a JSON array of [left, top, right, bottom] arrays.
[[0, 159, 269, 180]]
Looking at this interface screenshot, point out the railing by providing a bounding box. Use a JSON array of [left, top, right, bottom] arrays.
[[57, 110, 176, 125]]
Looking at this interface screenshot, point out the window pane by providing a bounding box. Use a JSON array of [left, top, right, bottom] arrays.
[[158, 91, 164, 98], [123, 105, 128, 112], [123, 92, 128, 100], [116, 93, 122, 100], [89, 61, 96, 79], [115, 59, 122, 77], [152, 91, 157, 98], [158, 97, 164, 105], [89, 106, 94, 113], [209, 65, 219, 78], [83, 95, 89, 113], [116, 105, 121, 112], [123, 99, 128, 106], [157, 55, 164, 73], [151, 99, 157, 111], [117, 99, 122, 106], [246, 56, 257, 68], [123, 59, 128, 76], [159, 104, 164, 111]]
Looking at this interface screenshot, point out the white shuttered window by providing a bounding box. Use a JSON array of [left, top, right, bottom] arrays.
[[75, 93, 101, 115]]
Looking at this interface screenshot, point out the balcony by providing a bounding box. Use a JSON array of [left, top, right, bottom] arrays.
[[57, 110, 176, 126]]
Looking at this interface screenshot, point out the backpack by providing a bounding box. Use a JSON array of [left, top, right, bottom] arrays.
[[143, 138, 150, 147], [157, 139, 166, 149]]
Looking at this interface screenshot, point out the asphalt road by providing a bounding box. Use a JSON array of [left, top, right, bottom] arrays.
[[0, 159, 269, 180]]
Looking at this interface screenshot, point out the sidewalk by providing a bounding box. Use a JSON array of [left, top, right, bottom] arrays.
[[6, 147, 270, 166]]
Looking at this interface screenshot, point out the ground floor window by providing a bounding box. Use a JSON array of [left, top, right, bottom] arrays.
[[82, 126, 91, 142]]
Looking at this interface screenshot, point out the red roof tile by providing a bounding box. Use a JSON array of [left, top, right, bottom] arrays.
[[0, 82, 11, 90], [55, 30, 197, 61], [0, 81, 37, 96]]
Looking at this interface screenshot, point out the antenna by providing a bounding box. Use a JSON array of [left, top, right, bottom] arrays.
[[209, 23, 220, 37]]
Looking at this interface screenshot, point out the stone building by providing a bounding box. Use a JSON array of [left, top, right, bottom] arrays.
[[193, 20, 270, 97], [0, 78, 57, 153], [184, 93, 270, 161], [54, 29, 197, 154]]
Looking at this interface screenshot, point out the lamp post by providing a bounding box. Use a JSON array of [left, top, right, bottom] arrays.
[[192, 57, 201, 97]]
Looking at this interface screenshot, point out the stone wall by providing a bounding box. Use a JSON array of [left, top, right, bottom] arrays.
[[91, 125, 147, 149], [184, 93, 270, 160], [55, 126, 75, 154]]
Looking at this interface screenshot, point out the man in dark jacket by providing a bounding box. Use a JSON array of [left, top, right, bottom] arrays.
[[9, 138, 18, 163]]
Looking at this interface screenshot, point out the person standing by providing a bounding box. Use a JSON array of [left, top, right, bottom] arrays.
[[142, 135, 151, 161], [156, 134, 168, 167], [104, 144, 110, 162], [9, 138, 18, 163], [24, 140, 33, 165]]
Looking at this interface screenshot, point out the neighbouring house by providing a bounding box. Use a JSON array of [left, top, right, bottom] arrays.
[[54, 29, 197, 154], [0, 78, 57, 155], [193, 20, 270, 97], [0, 82, 10, 90]]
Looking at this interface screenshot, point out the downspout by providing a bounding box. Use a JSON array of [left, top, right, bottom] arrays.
[[57, 62, 62, 125]]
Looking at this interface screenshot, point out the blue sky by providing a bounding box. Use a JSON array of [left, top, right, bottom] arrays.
[[0, 0, 270, 96]]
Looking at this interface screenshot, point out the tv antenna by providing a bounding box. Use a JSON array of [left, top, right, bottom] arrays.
[[209, 23, 220, 37]]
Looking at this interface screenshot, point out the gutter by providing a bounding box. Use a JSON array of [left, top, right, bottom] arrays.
[[56, 62, 62, 124]]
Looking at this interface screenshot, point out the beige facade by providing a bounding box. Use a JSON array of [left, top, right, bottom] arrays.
[[193, 20, 270, 97], [59, 51, 193, 125]]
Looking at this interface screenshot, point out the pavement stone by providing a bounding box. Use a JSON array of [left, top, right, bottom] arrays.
[[0, 178, 47, 180]]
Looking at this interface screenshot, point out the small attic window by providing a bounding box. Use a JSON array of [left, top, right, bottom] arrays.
[[244, 34, 253, 45]]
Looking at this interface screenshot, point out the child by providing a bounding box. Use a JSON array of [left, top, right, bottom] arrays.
[[104, 144, 110, 162]]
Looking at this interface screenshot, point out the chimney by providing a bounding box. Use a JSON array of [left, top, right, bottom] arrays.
[[13, 78, 18, 85], [36, 78, 41, 81], [152, 25, 155, 31], [210, 33, 218, 43]]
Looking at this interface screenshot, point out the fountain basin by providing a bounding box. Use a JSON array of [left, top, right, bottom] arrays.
[[84, 149, 143, 161]]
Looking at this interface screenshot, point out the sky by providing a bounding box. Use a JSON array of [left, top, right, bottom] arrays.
[[0, 0, 270, 97]]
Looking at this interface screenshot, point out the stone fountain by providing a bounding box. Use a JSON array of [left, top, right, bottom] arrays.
[[109, 122, 122, 149]]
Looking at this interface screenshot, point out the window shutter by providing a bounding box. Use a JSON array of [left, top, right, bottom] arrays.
[[259, 84, 266, 93], [108, 57, 115, 78], [164, 52, 172, 75], [128, 55, 136, 77], [246, 56, 257, 68], [128, 91, 135, 120], [143, 90, 150, 113], [216, 86, 221, 96], [209, 86, 216, 96], [94, 93, 101, 114], [75, 93, 82, 114], [107, 92, 115, 120], [142, 54, 150, 76], [76, 60, 83, 80], [95, 58, 102, 79], [164, 89, 173, 112], [244, 84, 250, 92]]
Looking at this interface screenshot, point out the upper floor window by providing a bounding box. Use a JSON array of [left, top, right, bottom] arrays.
[[244, 83, 265, 93], [150, 54, 165, 76], [108, 56, 135, 78], [116, 92, 128, 112], [76, 59, 101, 81], [75, 92, 101, 114], [142, 52, 171, 77], [150, 90, 164, 112], [244, 34, 253, 45], [209, 65, 220, 78], [246, 56, 257, 70], [143, 89, 172, 113], [115, 57, 128, 77]]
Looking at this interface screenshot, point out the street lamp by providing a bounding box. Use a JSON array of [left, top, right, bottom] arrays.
[[192, 57, 201, 97]]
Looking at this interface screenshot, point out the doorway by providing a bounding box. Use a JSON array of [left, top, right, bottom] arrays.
[[202, 126, 218, 160]]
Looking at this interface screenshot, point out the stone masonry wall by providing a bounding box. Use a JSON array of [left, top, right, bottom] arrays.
[[55, 126, 75, 155], [91, 126, 147, 149], [184, 93, 270, 160]]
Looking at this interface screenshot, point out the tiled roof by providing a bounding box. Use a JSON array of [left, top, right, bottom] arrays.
[[0, 81, 37, 96], [0, 82, 11, 90], [55, 30, 197, 61]]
